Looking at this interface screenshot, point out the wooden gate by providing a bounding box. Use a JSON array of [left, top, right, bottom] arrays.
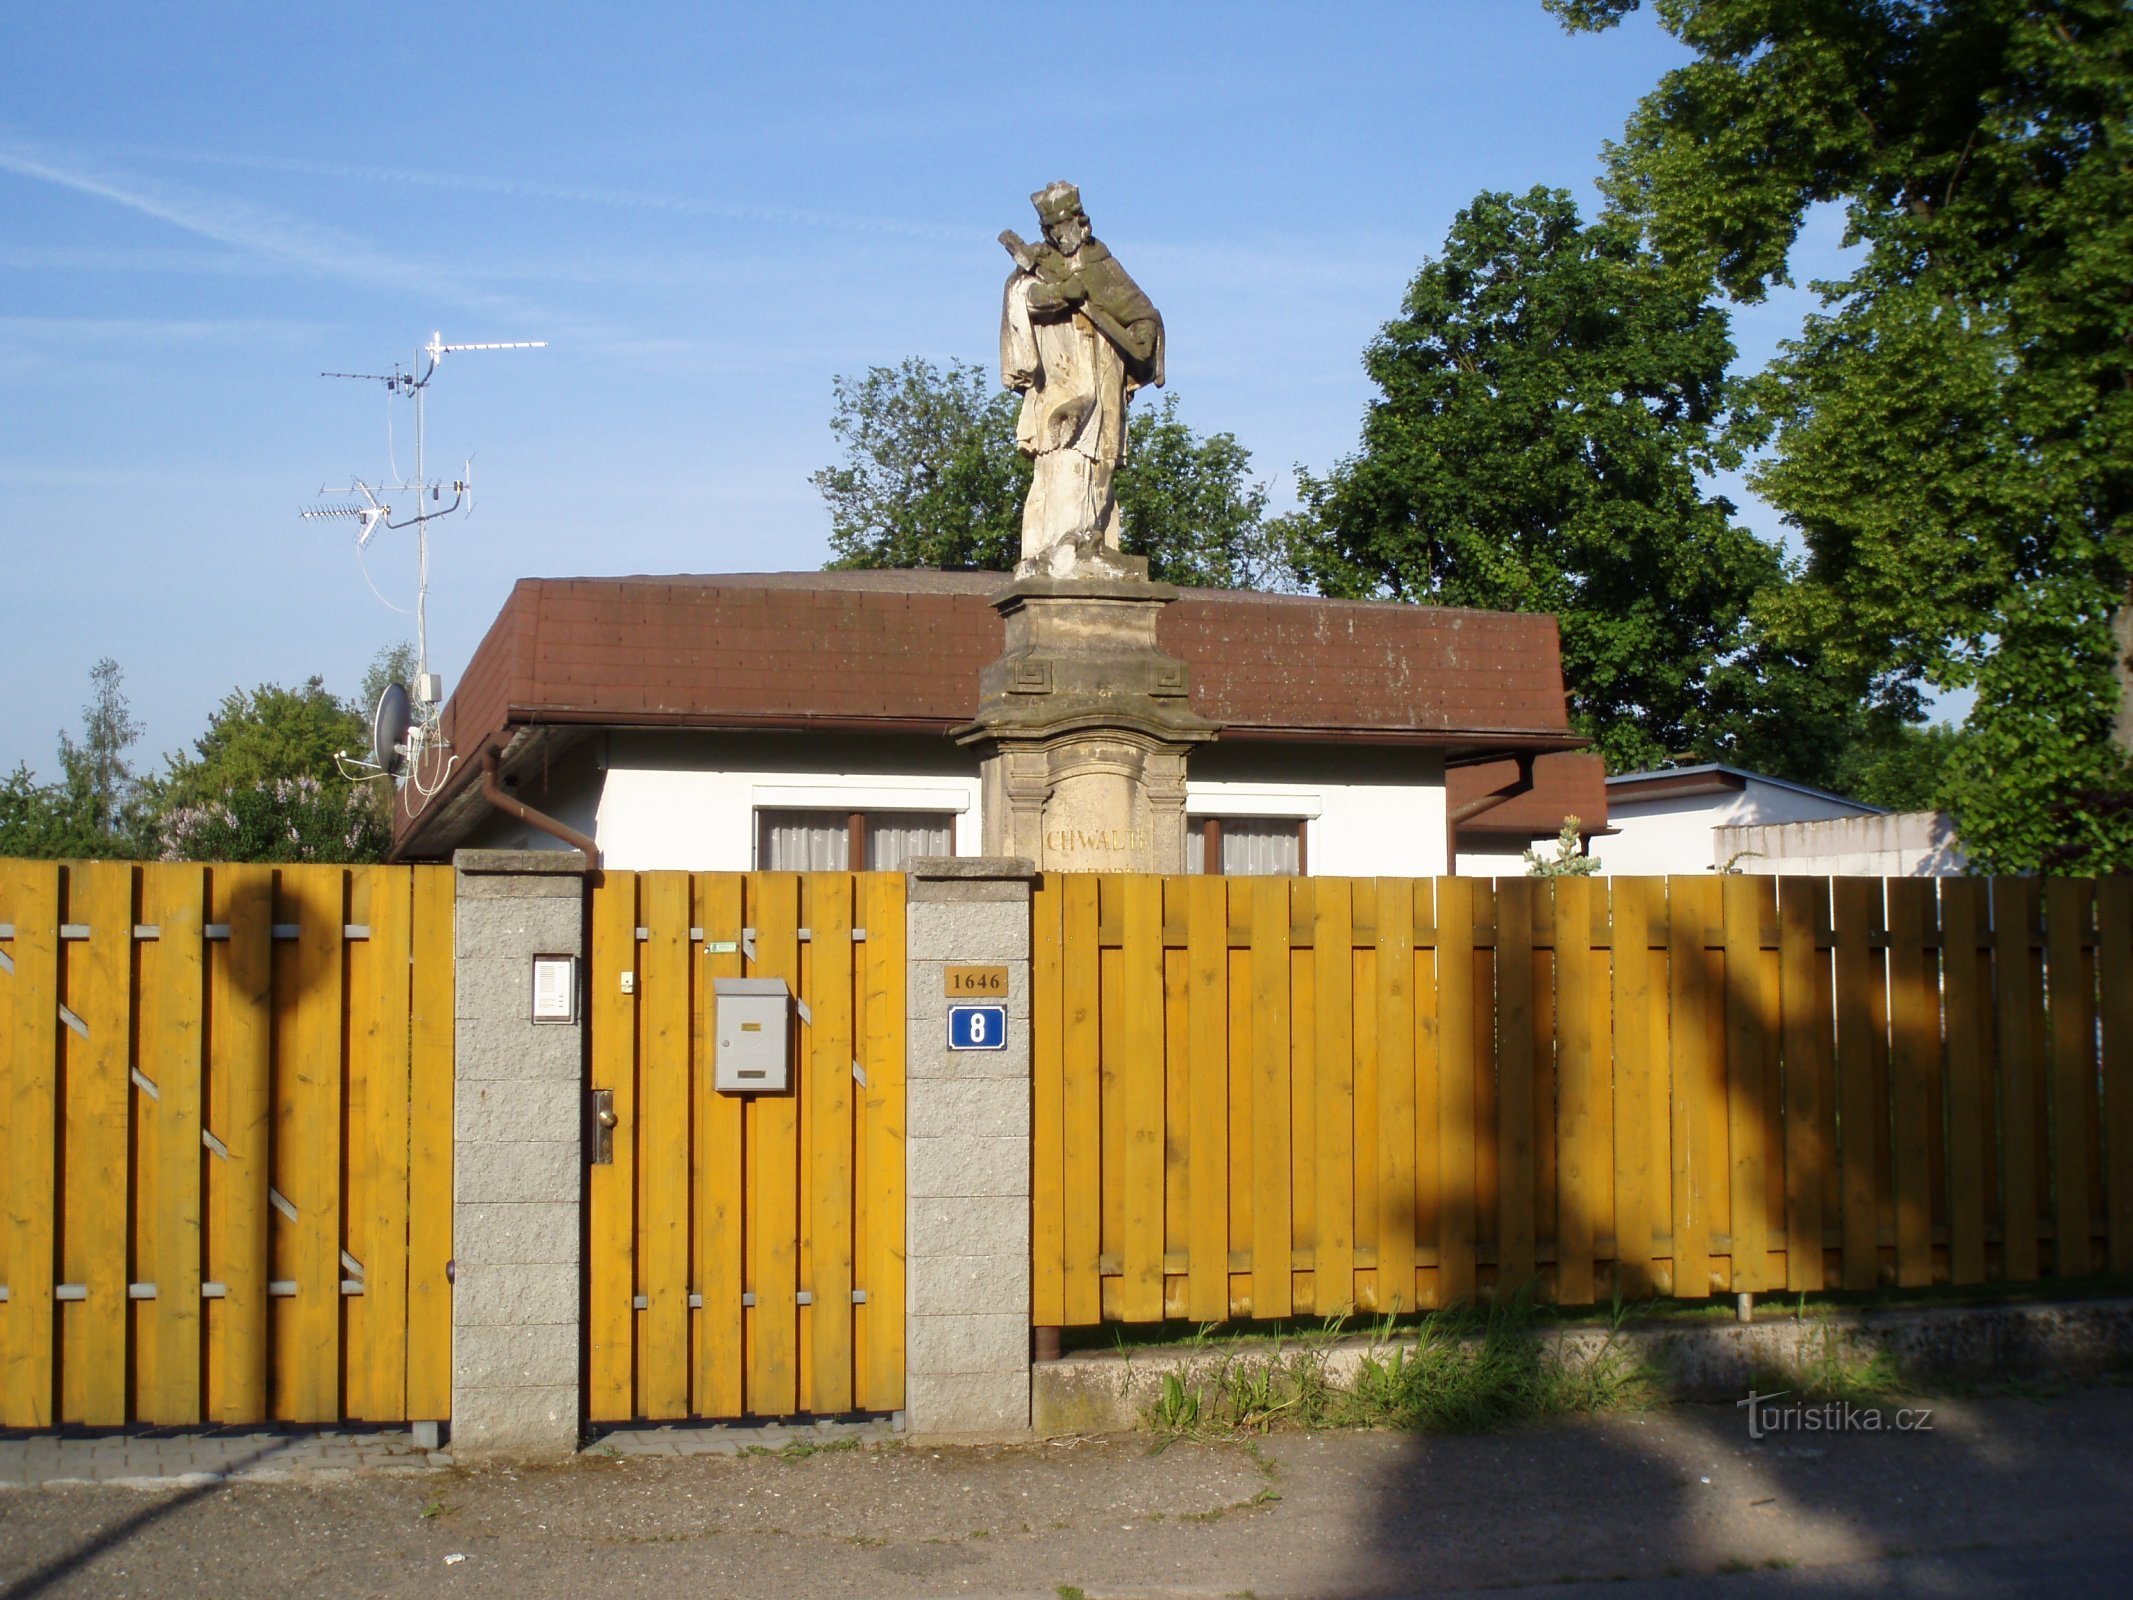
[[0, 858, 453, 1429], [587, 871, 905, 1421]]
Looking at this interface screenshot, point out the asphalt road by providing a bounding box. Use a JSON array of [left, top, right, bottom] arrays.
[[2, 1385, 2128, 1599]]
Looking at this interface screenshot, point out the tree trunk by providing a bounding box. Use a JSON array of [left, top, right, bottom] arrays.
[[2115, 594, 2133, 756]]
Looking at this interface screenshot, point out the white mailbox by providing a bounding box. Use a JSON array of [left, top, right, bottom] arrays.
[[713, 977, 792, 1093]]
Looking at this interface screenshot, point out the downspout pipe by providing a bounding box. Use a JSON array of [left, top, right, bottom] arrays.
[[480, 744, 601, 866]]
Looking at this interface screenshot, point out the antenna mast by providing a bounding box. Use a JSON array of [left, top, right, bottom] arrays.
[[303, 331, 545, 796]]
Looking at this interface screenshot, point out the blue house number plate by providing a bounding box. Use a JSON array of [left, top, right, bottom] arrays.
[[947, 1003, 1008, 1051]]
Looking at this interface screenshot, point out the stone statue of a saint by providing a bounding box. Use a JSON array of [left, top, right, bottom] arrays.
[[999, 182, 1165, 578]]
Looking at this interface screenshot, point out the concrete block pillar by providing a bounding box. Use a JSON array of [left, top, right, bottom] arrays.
[[904, 857, 1037, 1439], [452, 848, 588, 1459]]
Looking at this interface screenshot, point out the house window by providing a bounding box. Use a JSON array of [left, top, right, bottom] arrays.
[[1188, 816, 1306, 876], [755, 808, 954, 872]]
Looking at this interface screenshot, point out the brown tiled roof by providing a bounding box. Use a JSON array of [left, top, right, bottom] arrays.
[[396, 571, 1582, 853]]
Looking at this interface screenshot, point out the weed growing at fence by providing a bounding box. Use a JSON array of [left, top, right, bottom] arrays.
[[1750, 1312, 1913, 1410], [1143, 1290, 1658, 1440]]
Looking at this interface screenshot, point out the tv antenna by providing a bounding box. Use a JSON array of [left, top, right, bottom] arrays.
[[303, 331, 546, 798]]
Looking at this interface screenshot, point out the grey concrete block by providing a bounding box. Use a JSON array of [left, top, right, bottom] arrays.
[[906, 1076, 1029, 1141], [454, 1322, 579, 1390], [456, 1024, 581, 1082], [908, 1134, 1029, 1200], [456, 953, 585, 1024], [909, 1253, 1030, 1316], [452, 1262, 579, 1328], [905, 1029, 1031, 1082], [455, 1201, 581, 1267], [903, 1368, 1030, 1438], [907, 901, 1031, 962], [456, 894, 583, 949], [910, 1197, 1028, 1264], [455, 1139, 579, 1205], [907, 962, 1030, 1023], [457, 1077, 580, 1145], [456, 848, 590, 878], [906, 859, 1035, 902], [907, 1312, 1031, 1376], [451, 1384, 579, 1461]]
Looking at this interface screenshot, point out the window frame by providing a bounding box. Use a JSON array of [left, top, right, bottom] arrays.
[[1190, 814, 1309, 877], [754, 806, 956, 872]]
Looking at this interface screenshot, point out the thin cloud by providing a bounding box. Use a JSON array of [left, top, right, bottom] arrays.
[[0, 141, 551, 322], [131, 144, 990, 246]]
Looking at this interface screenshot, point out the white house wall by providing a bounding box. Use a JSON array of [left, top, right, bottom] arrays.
[[460, 730, 1455, 875], [1592, 780, 1871, 876]]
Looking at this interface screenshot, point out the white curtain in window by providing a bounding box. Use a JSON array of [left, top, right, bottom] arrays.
[[1185, 818, 1212, 874], [865, 811, 953, 871], [1221, 818, 1301, 876], [758, 809, 849, 870]]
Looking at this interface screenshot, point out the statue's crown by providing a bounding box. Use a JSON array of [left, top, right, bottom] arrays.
[[1031, 182, 1084, 223]]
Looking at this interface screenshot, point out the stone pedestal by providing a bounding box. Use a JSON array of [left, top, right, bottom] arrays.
[[956, 573, 1218, 873]]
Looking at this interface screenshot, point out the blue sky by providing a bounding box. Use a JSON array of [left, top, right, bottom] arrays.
[[1, 2, 1845, 779]]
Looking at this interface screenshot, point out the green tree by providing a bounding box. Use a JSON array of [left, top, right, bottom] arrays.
[[158, 677, 368, 812], [157, 776, 393, 864], [1278, 186, 1796, 773], [0, 658, 149, 858], [815, 357, 1277, 586], [1524, 816, 1602, 876], [1550, 0, 2133, 870]]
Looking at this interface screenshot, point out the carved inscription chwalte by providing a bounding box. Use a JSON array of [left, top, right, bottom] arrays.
[[1043, 825, 1151, 856]]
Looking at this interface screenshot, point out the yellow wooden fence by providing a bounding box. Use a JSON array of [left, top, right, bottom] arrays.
[[588, 871, 906, 1421], [0, 859, 453, 1427], [1031, 874, 2133, 1324]]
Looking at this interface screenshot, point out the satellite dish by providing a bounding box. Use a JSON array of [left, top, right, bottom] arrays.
[[371, 683, 412, 777]]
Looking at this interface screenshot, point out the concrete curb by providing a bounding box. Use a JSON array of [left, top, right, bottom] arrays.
[[1032, 1296, 2133, 1435]]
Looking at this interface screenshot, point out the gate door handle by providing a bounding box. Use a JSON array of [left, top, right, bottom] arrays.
[[591, 1089, 617, 1164]]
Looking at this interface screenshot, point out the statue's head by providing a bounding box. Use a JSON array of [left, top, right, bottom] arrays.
[[1032, 181, 1090, 253]]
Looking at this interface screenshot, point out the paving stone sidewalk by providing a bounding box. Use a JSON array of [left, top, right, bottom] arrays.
[[0, 1429, 444, 1489], [0, 1414, 897, 1488]]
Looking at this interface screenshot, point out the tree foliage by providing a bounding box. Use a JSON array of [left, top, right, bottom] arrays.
[[816, 357, 1277, 586], [1278, 186, 1797, 773], [1551, 0, 2133, 869], [158, 676, 370, 812]]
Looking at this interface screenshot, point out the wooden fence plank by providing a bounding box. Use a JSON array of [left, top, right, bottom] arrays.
[[1831, 877, 1882, 1291], [285, 868, 346, 1423], [1887, 879, 1940, 1288], [1349, 883, 1378, 1310], [1940, 880, 1990, 1285], [208, 864, 272, 1423], [1554, 878, 1598, 1306], [1249, 877, 1293, 1320], [65, 863, 133, 1425], [2046, 879, 2097, 1279], [361, 867, 415, 1422], [1667, 877, 1715, 1299], [1185, 873, 1230, 1322], [1720, 875, 1773, 1297], [587, 872, 639, 1419], [1777, 876, 1829, 1295], [2097, 877, 2133, 1276], [637, 873, 691, 1419], [862, 872, 906, 1412], [1609, 878, 1655, 1297], [1376, 878, 1417, 1313], [695, 874, 746, 1417], [1994, 878, 2043, 1281], [1286, 879, 1316, 1315], [1411, 881, 1442, 1311], [1031, 877, 1066, 1329], [141, 864, 207, 1425], [1494, 879, 1536, 1295], [1312, 880, 1355, 1316], [1061, 875, 1103, 1326], [748, 873, 802, 1416], [1436, 878, 1477, 1304], [2, 862, 59, 1426], [806, 873, 856, 1414], [405, 865, 454, 1424], [1120, 875, 1166, 1323]]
